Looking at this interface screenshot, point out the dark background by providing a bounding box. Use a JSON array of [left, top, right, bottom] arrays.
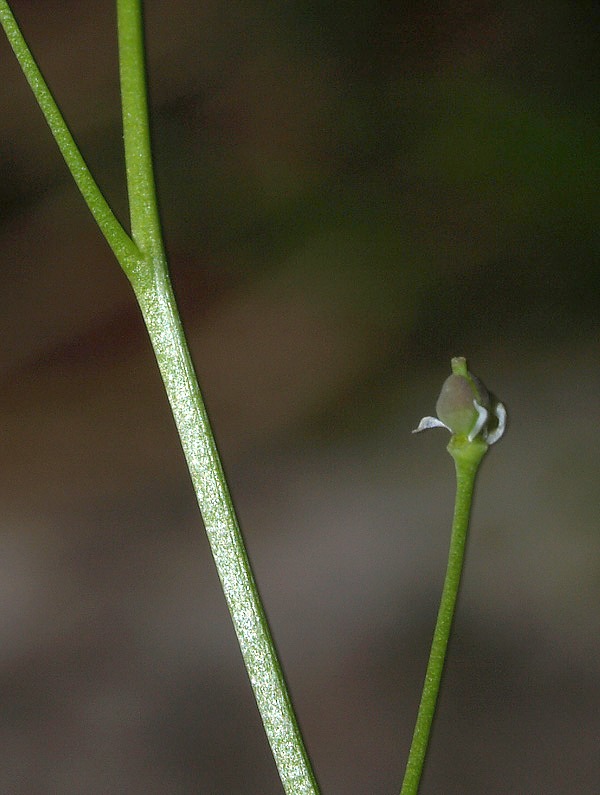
[[1, 1, 598, 792]]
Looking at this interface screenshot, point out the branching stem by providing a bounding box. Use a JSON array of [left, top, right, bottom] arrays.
[[0, 0, 138, 269], [0, 2, 320, 792]]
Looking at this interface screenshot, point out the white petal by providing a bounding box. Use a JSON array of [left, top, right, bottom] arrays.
[[412, 416, 450, 434], [485, 401, 507, 444], [468, 400, 489, 441]]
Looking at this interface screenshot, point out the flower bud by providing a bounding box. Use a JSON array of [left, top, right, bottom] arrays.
[[413, 356, 506, 445]]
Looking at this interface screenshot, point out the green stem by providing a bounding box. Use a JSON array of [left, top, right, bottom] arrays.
[[400, 435, 487, 795], [0, 0, 139, 270], [135, 271, 320, 795], [116, 4, 319, 789], [116, 0, 163, 265], [1, 1, 320, 791]]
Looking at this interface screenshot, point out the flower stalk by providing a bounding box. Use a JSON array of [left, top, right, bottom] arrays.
[[401, 357, 505, 794]]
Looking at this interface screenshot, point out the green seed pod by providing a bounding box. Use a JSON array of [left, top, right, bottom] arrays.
[[413, 356, 506, 445], [435, 374, 480, 437]]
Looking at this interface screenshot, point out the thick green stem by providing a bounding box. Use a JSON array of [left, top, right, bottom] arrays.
[[1, 1, 320, 790], [135, 271, 320, 795], [400, 436, 487, 795], [116, 3, 319, 789]]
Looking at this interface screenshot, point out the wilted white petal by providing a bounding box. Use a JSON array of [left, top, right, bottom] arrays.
[[412, 416, 451, 434], [485, 401, 507, 444], [468, 400, 489, 441]]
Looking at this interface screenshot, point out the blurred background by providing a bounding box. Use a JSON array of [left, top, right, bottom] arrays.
[[0, 1, 598, 792]]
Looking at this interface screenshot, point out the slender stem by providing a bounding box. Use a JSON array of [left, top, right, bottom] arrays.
[[116, 0, 163, 263], [0, 0, 139, 269], [400, 436, 487, 795]]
